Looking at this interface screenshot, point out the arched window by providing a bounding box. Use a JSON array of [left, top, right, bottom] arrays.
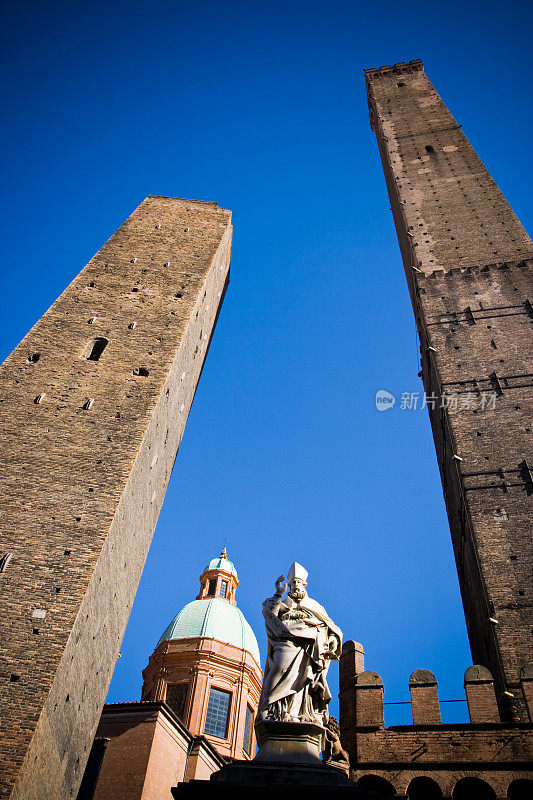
[[358, 775, 396, 797], [453, 777, 496, 800], [408, 776, 442, 799], [85, 337, 108, 361], [508, 779, 533, 799]]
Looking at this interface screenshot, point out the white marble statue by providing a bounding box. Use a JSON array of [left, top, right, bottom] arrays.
[[257, 562, 342, 726]]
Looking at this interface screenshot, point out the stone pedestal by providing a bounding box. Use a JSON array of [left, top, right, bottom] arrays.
[[254, 719, 325, 764], [172, 719, 362, 797]]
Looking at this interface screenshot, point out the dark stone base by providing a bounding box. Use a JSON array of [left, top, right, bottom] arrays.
[[211, 758, 356, 786], [172, 718, 364, 796], [172, 759, 364, 797], [172, 760, 366, 800]]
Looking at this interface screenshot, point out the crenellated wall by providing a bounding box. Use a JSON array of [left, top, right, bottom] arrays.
[[339, 641, 533, 797]]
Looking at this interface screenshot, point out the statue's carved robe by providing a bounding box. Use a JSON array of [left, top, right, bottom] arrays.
[[258, 593, 342, 725]]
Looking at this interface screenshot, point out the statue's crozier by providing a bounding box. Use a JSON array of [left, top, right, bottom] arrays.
[[257, 562, 342, 727]]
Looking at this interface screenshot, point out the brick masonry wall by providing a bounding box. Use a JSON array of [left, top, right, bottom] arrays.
[[419, 264, 533, 707], [92, 716, 158, 800], [0, 196, 232, 800], [365, 61, 533, 716], [339, 647, 533, 797]]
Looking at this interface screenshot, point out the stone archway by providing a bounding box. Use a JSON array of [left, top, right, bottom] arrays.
[[453, 777, 497, 800], [508, 779, 533, 800], [407, 775, 443, 799], [357, 774, 396, 797]]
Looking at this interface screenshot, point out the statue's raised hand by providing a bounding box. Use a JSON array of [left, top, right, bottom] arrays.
[[275, 575, 286, 597]]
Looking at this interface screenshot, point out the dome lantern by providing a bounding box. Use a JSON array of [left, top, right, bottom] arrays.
[[197, 546, 239, 604]]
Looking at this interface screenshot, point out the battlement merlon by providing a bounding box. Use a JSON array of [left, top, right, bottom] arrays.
[[364, 59, 424, 81], [339, 642, 533, 734]]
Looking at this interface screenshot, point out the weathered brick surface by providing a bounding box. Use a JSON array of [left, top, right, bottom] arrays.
[[342, 65, 533, 791], [0, 196, 232, 800], [365, 60, 533, 717], [340, 643, 533, 797], [464, 666, 501, 724], [409, 670, 441, 725]]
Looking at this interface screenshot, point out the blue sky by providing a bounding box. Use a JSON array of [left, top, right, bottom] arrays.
[[1, 1, 531, 725]]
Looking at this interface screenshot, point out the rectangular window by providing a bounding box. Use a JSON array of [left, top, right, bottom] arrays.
[[166, 684, 188, 720], [219, 580, 228, 598], [242, 705, 254, 754], [207, 579, 217, 596], [204, 687, 231, 738]]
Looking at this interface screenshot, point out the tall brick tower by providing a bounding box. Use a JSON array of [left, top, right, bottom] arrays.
[[365, 61, 533, 719], [0, 196, 232, 799]]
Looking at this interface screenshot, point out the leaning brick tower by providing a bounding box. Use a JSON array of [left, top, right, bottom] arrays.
[[365, 61, 533, 719], [0, 196, 232, 799]]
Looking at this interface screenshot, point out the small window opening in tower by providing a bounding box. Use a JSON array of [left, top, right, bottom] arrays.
[[204, 687, 231, 738], [425, 145, 435, 153], [397, 81, 405, 87], [133, 367, 149, 377], [219, 580, 228, 598], [207, 579, 217, 597], [85, 337, 108, 361], [27, 353, 40, 363]]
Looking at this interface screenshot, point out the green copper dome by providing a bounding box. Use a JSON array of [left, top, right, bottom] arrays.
[[203, 555, 238, 578], [158, 598, 260, 664]]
